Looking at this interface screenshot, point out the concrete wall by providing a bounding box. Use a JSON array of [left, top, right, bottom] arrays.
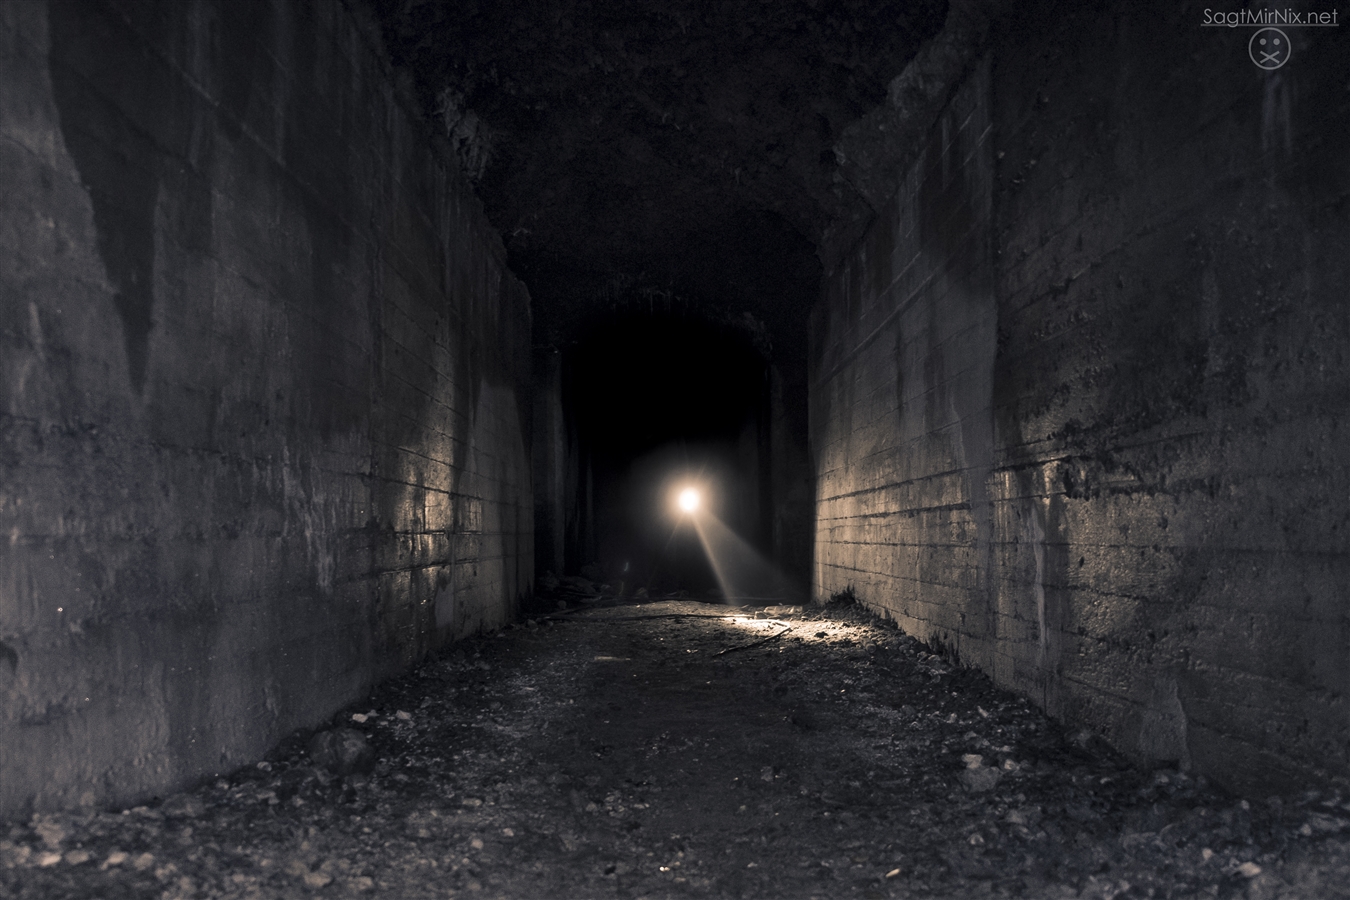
[[0, 0, 532, 817], [812, 0, 1350, 792]]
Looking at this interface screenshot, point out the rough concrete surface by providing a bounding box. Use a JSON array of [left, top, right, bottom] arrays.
[[0, 0, 531, 817], [811, 0, 1350, 793]]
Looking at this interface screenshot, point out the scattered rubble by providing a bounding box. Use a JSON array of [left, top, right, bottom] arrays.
[[4, 597, 1350, 898], [307, 728, 376, 778]]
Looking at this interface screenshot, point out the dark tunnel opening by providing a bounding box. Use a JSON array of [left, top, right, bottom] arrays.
[[558, 312, 776, 598]]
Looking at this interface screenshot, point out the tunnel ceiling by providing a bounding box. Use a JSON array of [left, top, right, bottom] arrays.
[[373, 0, 949, 347]]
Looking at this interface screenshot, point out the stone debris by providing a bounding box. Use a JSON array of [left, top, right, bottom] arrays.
[[2, 598, 1350, 898], [302, 869, 332, 888], [757, 605, 803, 618], [31, 815, 66, 848], [307, 727, 375, 776], [160, 793, 205, 819], [958, 755, 1002, 793], [560, 575, 598, 596]]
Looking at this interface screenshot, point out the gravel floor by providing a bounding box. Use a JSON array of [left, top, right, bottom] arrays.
[[4, 596, 1350, 899]]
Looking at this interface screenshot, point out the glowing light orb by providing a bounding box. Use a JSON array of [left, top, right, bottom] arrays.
[[677, 487, 701, 513]]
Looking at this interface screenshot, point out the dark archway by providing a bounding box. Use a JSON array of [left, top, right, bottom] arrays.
[[560, 311, 772, 595]]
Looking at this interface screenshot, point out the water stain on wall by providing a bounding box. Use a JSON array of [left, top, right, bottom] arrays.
[[47, 2, 208, 396]]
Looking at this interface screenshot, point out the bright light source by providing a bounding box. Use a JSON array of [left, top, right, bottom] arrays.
[[677, 487, 700, 513]]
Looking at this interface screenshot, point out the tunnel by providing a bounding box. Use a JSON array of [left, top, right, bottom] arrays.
[[558, 310, 780, 598], [2, 0, 1349, 896]]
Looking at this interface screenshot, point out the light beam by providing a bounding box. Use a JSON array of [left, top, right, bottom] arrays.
[[689, 510, 800, 606]]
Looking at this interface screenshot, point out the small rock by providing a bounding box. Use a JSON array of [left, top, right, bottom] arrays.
[[1065, 802, 1100, 823], [396, 710, 412, 721], [161, 793, 205, 819], [31, 814, 67, 848], [303, 871, 333, 889], [308, 728, 376, 776], [1302, 813, 1344, 835], [102, 850, 128, 869], [132, 852, 156, 871], [351, 713, 368, 724], [471, 838, 484, 850], [350, 876, 375, 892], [885, 867, 901, 879], [2, 842, 32, 867], [959, 765, 1002, 793], [1237, 862, 1262, 878], [64, 849, 91, 865], [37, 851, 62, 867], [1245, 872, 1284, 900]]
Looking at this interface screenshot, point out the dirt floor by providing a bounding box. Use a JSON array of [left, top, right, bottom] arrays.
[[5, 596, 1350, 899]]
